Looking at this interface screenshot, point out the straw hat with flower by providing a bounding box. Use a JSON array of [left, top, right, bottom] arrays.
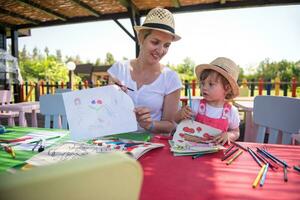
[[134, 7, 181, 41], [195, 57, 240, 98]]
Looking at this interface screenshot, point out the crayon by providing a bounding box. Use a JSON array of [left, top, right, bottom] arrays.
[[258, 148, 290, 168], [192, 153, 204, 159]]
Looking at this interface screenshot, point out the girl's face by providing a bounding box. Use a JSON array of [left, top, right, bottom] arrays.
[[139, 30, 173, 64], [200, 72, 228, 105]]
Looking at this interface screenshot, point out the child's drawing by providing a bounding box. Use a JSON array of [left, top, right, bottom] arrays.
[[62, 85, 137, 140]]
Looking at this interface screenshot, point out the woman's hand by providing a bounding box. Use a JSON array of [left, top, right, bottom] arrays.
[[108, 76, 128, 92], [134, 107, 153, 130]]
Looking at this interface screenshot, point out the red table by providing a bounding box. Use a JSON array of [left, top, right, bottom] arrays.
[[139, 138, 300, 200]]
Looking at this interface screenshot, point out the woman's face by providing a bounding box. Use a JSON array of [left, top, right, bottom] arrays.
[[140, 30, 173, 64]]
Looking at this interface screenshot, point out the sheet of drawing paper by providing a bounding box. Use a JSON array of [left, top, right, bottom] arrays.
[[62, 85, 137, 140], [172, 119, 222, 148]]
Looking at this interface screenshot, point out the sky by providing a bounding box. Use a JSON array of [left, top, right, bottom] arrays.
[[10, 4, 300, 74]]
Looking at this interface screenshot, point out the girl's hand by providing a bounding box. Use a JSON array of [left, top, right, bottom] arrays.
[[134, 107, 153, 130], [213, 132, 231, 146], [179, 105, 193, 120]]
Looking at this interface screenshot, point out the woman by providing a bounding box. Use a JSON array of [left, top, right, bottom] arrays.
[[108, 7, 182, 133]]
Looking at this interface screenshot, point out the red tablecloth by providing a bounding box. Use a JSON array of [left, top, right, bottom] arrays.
[[139, 138, 300, 200]]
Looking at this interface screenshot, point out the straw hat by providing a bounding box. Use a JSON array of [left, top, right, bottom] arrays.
[[195, 57, 240, 98], [134, 7, 181, 41]]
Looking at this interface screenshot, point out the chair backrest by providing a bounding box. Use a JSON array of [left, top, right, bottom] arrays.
[[253, 96, 300, 144], [40, 94, 68, 129], [0, 153, 143, 200], [55, 88, 72, 93]]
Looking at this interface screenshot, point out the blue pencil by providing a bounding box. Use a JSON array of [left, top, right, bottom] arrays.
[[260, 163, 269, 187], [187, 85, 194, 122]]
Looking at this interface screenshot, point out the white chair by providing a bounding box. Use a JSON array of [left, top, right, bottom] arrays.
[[40, 94, 68, 129], [0, 153, 143, 200], [0, 90, 19, 126], [253, 96, 300, 144], [55, 88, 72, 93]]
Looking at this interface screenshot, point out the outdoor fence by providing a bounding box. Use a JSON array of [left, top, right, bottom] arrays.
[[4, 77, 299, 103]]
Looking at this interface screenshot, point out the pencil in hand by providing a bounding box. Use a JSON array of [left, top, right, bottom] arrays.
[[114, 82, 134, 91]]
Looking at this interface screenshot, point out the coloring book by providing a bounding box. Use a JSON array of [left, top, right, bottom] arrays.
[[26, 140, 164, 166], [62, 85, 137, 141], [171, 119, 224, 155]]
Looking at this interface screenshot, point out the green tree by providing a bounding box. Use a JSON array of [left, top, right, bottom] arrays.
[[105, 52, 115, 65]]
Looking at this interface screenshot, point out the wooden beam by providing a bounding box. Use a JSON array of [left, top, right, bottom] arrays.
[[0, 8, 39, 25], [118, 0, 139, 15], [15, 0, 67, 21], [69, 0, 101, 17], [171, 0, 181, 8]]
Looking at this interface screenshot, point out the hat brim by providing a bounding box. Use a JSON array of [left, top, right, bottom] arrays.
[[195, 64, 239, 98], [134, 25, 181, 41]]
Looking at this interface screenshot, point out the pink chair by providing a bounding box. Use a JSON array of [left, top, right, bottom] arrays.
[[0, 90, 19, 126]]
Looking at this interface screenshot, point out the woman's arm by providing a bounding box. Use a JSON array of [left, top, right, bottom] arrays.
[[153, 89, 181, 133]]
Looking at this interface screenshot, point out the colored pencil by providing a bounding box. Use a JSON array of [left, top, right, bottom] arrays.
[[260, 163, 269, 187], [252, 164, 266, 188], [293, 165, 300, 173], [221, 147, 238, 161], [256, 149, 279, 169], [258, 148, 290, 168], [226, 150, 243, 165], [114, 82, 134, 91], [192, 153, 204, 159], [284, 167, 288, 182], [247, 147, 262, 167], [231, 141, 247, 151], [224, 144, 234, 155], [187, 85, 194, 122]]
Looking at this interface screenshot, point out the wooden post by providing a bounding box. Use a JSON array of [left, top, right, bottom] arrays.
[[274, 76, 280, 96], [96, 80, 101, 87], [61, 81, 64, 89], [282, 78, 288, 96], [192, 80, 196, 96], [266, 78, 271, 95], [291, 76, 297, 97], [250, 79, 255, 97], [184, 80, 188, 96], [258, 77, 264, 95]]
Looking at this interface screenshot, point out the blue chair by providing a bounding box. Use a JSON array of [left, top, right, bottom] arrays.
[[253, 96, 300, 144], [40, 94, 68, 129]]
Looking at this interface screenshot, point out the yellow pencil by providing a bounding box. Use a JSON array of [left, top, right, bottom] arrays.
[[226, 150, 243, 165], [252, 164, 266, 188]]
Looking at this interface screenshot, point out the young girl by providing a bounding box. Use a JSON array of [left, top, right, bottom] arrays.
[[175, 57, 240, 145]]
